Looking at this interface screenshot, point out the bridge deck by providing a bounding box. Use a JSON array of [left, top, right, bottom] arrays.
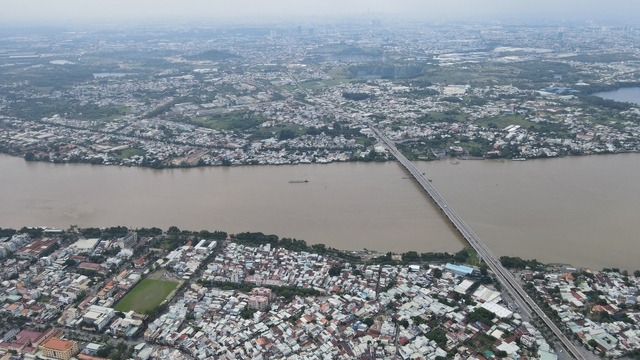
[[373, 128, 586, 360]]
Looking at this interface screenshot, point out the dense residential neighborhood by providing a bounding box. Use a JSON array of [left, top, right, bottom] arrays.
[[1, 22, 640, 168], [0, 226, 639, 359]]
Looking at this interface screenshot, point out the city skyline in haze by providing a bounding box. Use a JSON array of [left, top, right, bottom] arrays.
[[2, 0, 640, 26]]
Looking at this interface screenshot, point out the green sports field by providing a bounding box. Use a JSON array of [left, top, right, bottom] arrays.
[[113, 279, 179, 313]]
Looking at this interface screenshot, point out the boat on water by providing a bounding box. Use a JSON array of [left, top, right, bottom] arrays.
[[288, 180, 309, 183], [512, 158, 527, 161]]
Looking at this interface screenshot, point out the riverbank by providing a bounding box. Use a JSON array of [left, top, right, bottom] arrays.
[[2, 146, 638, 170]]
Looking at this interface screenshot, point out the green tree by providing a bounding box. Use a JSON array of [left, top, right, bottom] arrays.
[[402, 251, 420, 263], [433, 268, 443, 279], [480, 266, 488, 276], [454, 249, 470, 263], [137, 227, 163, 237], [0, 228, 17, 238], [81, 227, 102, 238], [426, 329, 448, 346], [63, 259, 76, 267], [279, 129, 296, 140], [466, 307, 496, 325], [311, 243, 326, 254], [97, 344, 114, 358], [328, 266, 344, 277]]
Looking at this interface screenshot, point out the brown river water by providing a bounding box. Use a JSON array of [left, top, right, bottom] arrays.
[[1, 153, 638, 271]]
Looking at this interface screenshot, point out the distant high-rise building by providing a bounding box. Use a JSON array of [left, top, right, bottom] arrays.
[[307, 28, 314, 36], [557, 27, 565, 41], [372, 19, 382, 27], [297, 25, 302, 35]]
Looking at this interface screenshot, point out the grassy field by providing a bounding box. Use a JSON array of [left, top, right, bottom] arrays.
[[418, 111, 469, 123], [189, 111, 264, 131], [113, 279, 179, 313], [114, 148, 146, 160]]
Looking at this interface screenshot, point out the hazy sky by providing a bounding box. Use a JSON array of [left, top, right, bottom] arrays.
[[3, 0, 640, 25]]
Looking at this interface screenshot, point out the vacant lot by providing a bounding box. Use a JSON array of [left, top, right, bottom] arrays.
[[113, 279, 178, 313]]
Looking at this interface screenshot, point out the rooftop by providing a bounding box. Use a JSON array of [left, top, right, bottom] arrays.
[[41, 337, 75, 351]]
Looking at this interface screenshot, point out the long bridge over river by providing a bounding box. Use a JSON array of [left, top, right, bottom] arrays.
[[373, 128, 587, 360]]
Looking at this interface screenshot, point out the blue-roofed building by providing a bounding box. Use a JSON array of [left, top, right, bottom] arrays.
[[544, 86, 579, 94], [445, 263, 474, 276]]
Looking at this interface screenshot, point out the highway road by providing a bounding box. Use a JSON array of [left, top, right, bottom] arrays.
[[373, 128, 587, 360]]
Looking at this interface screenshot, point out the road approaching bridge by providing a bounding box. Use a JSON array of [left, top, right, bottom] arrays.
[[373, 128, 586, 360]]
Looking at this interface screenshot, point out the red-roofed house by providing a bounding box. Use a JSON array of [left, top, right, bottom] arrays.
[[78, 262, 101, 271], [39, 337, 79, 360], [0, 328, 53, 355]]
